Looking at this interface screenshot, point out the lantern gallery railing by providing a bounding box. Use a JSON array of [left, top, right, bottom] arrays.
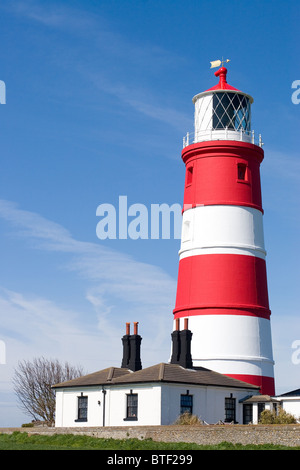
[[183, 129, 264, 148]]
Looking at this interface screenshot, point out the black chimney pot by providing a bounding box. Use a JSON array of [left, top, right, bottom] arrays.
[[170, 318, 193, 369], [121, 322, 142, 372]]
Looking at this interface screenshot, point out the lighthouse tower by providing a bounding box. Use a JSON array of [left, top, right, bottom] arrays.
[[173, 65, 275, 395]]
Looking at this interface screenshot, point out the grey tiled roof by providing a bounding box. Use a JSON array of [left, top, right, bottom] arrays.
[[52, 367, 131, 388], [241, 394, 279, 403], [52, 363, 259, 390]]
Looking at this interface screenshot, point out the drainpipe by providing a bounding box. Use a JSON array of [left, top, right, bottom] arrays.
[[102, 387, 106, 427]]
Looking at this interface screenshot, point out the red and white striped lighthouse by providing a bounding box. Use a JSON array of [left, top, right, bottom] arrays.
[[173, 64, 275, 395]]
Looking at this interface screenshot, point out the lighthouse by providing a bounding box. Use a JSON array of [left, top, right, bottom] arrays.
[[173, 63, 275, 396]]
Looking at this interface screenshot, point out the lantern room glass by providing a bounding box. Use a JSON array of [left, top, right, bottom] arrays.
[[212, 92, 251, 132]]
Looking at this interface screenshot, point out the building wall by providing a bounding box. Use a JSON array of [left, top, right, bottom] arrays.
[[161, 384, 257, 425], [55, 383, 259, 427], [279, 398, 300, 421], [55, 384, 163, 427], [55, 387, 104, 427], [106, 384, 161, 427]]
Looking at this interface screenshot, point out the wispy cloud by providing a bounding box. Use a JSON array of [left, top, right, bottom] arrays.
[[7, 0, 181, 66], [2, 0, 99, 30], [88, 75, 191, 131], [0, 197, 177, 424], [2, 0, 190, 132], [0, 199, 176, 367]]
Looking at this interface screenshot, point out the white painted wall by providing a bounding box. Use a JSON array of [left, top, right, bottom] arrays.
[[55, 386, 104, 427], [194, 94, 213, 132], [161, 383, 257, 425], [278, 397, 300, 422], [55, 384, 163, 427], [55, 382, 259, 427], [106, 384, 162, 426]]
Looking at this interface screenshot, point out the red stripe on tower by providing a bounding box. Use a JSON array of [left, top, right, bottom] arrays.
[[173, 65, 275, 396]]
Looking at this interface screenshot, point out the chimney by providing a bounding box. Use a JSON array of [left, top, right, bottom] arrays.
[[179, 318, 193, 369], [121, 322, 142, 372], [170, 318, 193, 369], [170, 318, 181, 365], [128, 322, 142, 372], [121, 322, 131, 368]]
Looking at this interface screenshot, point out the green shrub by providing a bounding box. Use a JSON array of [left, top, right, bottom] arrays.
[[258, 409, 274, 424], [259, 407, 296, 424], [174, 411, 203, 425]]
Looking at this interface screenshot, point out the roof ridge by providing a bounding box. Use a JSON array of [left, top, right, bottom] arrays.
[[107, 367, 115, 381], [158, 363, 165, 381]]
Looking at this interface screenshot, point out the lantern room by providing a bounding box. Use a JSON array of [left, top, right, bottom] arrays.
[[183, 67, 263, 147]]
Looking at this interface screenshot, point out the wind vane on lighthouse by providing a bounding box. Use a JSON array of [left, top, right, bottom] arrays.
[[210, 58, 230, 68]]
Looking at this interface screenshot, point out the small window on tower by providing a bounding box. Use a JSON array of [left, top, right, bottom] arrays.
[[186, 166, 193, 186], [237, 163, 247, 181], [182, 220, 190, 243]]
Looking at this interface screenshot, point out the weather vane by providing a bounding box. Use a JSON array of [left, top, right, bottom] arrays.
[[210, 57, 230, 69]]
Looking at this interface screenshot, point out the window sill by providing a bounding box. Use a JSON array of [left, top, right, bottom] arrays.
[[123, 417, 138, 421], [236, 179, 251, 185], [75, 418, 87, 422]]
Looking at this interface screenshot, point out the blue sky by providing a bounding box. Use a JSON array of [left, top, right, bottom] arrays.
[[0, 0, 299, 426]]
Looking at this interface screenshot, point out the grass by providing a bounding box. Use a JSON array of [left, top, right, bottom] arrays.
[[0, 431, 299, 450]]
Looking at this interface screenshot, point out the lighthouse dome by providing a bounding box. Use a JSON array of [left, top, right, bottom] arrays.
[[183, 67, 262, 147]]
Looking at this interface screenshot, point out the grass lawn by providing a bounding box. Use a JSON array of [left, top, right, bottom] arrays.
[[0, 431, 299, 450]]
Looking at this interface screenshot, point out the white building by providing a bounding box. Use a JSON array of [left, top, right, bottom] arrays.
[[276, 389, 300, 422], [53, 362, 260, 427]]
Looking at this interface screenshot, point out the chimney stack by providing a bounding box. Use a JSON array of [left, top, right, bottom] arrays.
[[179, 318, 193, 369], [170, 318, 181, 364], [121, 322, 142, 372], [170, 318, 193, 369]]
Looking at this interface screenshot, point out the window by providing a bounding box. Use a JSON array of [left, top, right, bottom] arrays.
[[258, 402, 265, 421], [243, 404, 253, 425], [182, 220, 191, 243], [186, 166, 193, 186], [76, 395, 88, 422], [212, 92, 251, 132], [125, 392, 138, 420], [225, 396, 236, 423], [180, 392, 193, 415], [237, 163, 247, 181]]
